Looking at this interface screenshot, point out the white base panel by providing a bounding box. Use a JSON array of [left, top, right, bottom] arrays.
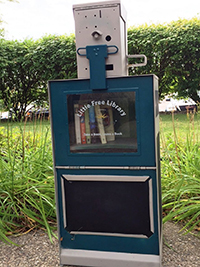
[[60, 248, 162, 267]]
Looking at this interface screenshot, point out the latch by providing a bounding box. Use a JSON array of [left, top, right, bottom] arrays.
[[77, 44, 118, 90]]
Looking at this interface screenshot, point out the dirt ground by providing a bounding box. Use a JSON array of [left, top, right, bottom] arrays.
[[0, 221, 199, 267]]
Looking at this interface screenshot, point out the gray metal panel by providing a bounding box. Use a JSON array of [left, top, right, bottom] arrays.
[[73, 0, 127, 21], [73, 0, 127, 78], [60, 249, 162, 267], [153, 76, 162, 257], [47, 82, 62, 258], [62, 174, 149, 182], [56, 165, 157, 170]]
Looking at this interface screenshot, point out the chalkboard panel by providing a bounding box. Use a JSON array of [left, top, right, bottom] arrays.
[[62, 176, 153, 238]]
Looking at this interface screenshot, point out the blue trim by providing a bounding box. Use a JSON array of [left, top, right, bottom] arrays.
[[77, 44, 119, 90], [49, 74, 161, 256], [57, 168, 160, 255], [86, 45, 108, 90], [107, 45, 119, 55], [49, 75, 155, 167]]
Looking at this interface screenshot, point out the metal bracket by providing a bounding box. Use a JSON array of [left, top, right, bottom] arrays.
[[77, 45, 118, 90], [127, 54, 147, 69], [56, 166, 157, 170]]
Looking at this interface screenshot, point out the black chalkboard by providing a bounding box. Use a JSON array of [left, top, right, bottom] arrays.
[[62, 177, 153, 238]]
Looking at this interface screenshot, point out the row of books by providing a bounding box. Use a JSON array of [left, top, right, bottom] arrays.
[[74, 103, 115, 145]]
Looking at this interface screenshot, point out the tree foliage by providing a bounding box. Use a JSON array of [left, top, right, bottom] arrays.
[[0, 35, 77, 119], [0, 18, 200, 119], [0, 39, 44, 119], [31, 35, 77, 83], [0, 0, 17, 37], [0, 26, 4, 38], [128, 17, 200, 101]]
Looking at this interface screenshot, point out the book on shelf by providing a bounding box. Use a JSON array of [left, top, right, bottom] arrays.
[[89, 105, 97, 144], [94, 105, 107, 144], [84, 109, 91, 144], [74, 102, 116, 146], [80, 106, 86, 144], [101, 105, 115, 142], [74, 103, 81, 144]]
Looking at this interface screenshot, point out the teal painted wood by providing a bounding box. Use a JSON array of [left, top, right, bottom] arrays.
[[56, 168, 161, 255], [48, 74, 162, 257], [86, 45, 108, 90], [48, 75, 156, 167]]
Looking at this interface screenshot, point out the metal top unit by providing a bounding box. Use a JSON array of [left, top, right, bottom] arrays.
[[73, 0, 128, 78]]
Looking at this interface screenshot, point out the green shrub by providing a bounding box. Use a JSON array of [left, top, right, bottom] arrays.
[[161, 112, 200, 235], [0, 120, 56, 244], [1, 112, 200, 244]]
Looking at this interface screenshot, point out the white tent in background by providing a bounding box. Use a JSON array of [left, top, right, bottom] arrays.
[[159, 95, 197, 113]]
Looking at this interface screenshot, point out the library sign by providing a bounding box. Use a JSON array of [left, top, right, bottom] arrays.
[[73, 99, 128, 146], [76, 100, 127, 117]]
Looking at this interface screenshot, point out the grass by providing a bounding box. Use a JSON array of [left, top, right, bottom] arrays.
[[0, 118, 56, 244], [160, 112, 199, 138], [0, 112, 199, 244], [160, 111, 200, 236]]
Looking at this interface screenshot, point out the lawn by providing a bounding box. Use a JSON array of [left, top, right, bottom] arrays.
[[160, 112, 199, 138], [0, 118, 55, 244], [0, 112, 199, 244], [160, 112, 200, 235]]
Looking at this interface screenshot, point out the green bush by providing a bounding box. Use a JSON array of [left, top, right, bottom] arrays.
[[1, 113, 200, 244], [0, 120, 56, 244], [161, 112, 200, 235]]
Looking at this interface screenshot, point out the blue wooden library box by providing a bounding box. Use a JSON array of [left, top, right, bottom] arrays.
[[48, 74, 162, 267]]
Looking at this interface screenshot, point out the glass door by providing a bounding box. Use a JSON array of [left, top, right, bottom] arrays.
[[67, 91, 137, 153]]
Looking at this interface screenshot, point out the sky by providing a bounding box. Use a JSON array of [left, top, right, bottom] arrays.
[[0, 0, 200, 40]]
